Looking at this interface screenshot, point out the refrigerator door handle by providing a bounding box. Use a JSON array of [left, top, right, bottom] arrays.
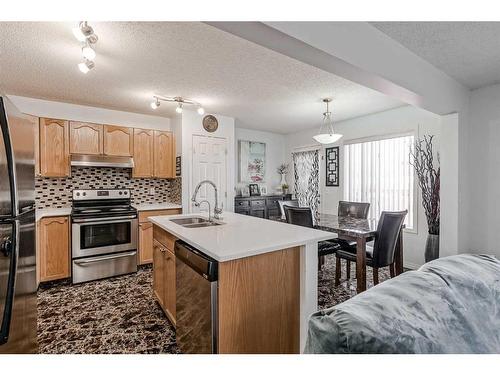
[[0, 221, 18, 345]]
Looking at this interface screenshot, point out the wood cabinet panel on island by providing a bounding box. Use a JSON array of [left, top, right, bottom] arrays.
[[132, 128, 154, 178], [218, 247, 300, 353], [39, 118, 70, 177], [38, 216, 70, 282], [69, 121, 103, 155], [150, 216, 304, 354], [104, 125, 133, 156]]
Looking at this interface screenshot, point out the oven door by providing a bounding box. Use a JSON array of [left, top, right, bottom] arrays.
[[72, 216, 138, 258]]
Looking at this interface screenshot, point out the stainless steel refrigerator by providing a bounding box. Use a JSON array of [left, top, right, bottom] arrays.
[[0, 96, 37, 354]]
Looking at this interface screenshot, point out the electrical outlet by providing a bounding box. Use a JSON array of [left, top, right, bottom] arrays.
[[149, 187, 155, 195]]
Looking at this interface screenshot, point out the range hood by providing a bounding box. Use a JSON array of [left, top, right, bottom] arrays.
[[71, 154, 135, 168]]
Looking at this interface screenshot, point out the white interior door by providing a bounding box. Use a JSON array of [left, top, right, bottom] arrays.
[[191, 135, 227, 214]]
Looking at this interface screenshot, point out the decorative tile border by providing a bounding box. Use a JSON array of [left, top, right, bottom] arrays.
[[35, 167, 182, 209]]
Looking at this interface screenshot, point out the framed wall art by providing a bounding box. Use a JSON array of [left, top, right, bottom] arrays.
[[325, 146, 339, 187], [238, 140, 266, 183]]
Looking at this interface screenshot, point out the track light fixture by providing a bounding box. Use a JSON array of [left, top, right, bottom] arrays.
[[150, 98, 160, 110], [82, 43, 96, 60], [78, 59, 95, 74], [72, 22, 98, 43], [150, 96, 205, 115], [73, 22, 99, 74]]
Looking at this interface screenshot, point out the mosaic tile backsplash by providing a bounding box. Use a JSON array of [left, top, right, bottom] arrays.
[[35, 167, 182, 209]]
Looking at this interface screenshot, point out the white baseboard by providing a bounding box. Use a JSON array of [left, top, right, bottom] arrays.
[[403, 261, 422, 270]]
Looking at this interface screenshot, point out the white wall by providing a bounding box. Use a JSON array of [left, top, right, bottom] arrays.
[[181, 109, 235, 213], [234, 126, 287, 194], [463, 83, 500, 257], [171, 113, 182, 157], [285, 105, 442, 268], [8, 95, 171, 130]]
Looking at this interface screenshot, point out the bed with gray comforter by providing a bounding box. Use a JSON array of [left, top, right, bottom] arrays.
[[305, 254, 500, 354]]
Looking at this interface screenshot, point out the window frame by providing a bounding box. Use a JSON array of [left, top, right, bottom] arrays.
[[343, 131, 418, 234]]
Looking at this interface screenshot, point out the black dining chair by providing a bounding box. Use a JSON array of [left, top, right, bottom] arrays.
[[283, 206, 340, 267], [327, 201, 370, 277], [278, 200, 299, 220], [337, 200, 371, 219], [334, 210, 407, 287]]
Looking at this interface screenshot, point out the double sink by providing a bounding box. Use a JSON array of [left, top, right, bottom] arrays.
[[170, 217, 224, 228]]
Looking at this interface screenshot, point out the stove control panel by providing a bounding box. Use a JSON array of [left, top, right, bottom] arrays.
[[73, 189, 131, 201]]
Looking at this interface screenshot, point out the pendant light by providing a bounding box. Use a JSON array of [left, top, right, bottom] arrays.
[[313, 98, 343, 144]]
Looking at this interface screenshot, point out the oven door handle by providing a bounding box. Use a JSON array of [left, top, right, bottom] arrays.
[[72, 215, 137, 223], [74, 251, 137, 265]]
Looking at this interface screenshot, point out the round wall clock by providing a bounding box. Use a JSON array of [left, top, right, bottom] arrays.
[[202, 115, 218, 133]]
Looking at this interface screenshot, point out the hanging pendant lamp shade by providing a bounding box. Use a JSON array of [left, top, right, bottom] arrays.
[[313, 98, 343, 144]]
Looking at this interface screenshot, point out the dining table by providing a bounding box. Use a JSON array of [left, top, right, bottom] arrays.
[[314, 213, 404, 293]]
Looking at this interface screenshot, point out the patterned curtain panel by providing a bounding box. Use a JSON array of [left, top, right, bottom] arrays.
[[292, 150, 320, 221]]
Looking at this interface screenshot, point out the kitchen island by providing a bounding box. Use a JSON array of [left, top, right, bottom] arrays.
[[149, 211, 334, 354]]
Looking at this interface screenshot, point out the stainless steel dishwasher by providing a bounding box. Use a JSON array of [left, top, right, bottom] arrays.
[[175, 240, 218, 354]]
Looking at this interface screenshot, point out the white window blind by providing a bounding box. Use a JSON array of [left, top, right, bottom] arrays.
[[344, 134, 415, 229]]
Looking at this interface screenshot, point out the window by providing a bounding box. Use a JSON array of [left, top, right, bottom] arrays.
[[344, 134, 415, 229]]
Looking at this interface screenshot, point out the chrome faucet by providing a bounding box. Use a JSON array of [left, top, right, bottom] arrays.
[[191, 180, 223, 221]]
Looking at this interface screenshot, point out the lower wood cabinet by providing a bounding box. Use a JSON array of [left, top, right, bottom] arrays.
[[138, 222, 153, 265], [38, 216, 70, 282], [164, 249, 176, 324], [153, 240, 165, 306], [152, 236, 176, 326], [137, 208, 182, 265]]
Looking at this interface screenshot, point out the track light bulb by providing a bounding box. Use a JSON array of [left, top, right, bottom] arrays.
[[82, 44, 96, 60], [72, 27, 87, 42], [197, 107, 205, 115], [78, 59, 95, 74], [176, 103, 183, 114], [151, 99, 160, 109]]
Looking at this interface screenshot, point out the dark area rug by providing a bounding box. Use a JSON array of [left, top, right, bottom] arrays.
[[37, 266, 179, 354], [37, 257, 392, 354]]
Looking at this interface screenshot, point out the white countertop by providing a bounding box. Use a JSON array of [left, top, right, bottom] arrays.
[[36, 207, 72, 221], [148, 211, 335, 262], [132, 203, 183, 211]]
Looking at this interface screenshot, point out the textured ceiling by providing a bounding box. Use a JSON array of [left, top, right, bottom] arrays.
[[371, 22, 500, 90], [0, 22, 402, 134]]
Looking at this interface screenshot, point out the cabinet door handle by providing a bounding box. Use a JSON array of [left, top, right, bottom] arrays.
[[74, 251, 136, 264]]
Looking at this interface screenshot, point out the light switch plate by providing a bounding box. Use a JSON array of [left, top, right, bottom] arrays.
[[149, 187, 155, 195]]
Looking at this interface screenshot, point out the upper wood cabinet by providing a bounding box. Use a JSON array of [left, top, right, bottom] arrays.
[[29, 115, 40, 176], [132, 128, 154, 178], [39, 118, 70, 177], [153, 131, 175, 178], [70, 121, 103, 155], [104, 125, 133, 156], [38, 216, 70, 282]]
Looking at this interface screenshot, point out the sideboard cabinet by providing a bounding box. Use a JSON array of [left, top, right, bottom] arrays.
[[234, 195, 292, 220]]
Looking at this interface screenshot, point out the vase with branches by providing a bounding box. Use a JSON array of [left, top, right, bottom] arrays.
[[409, 135, 440, 262], [276, 163, 289, 193]]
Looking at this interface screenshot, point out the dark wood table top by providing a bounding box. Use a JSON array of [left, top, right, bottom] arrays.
[[314, 213, 378, 238]]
